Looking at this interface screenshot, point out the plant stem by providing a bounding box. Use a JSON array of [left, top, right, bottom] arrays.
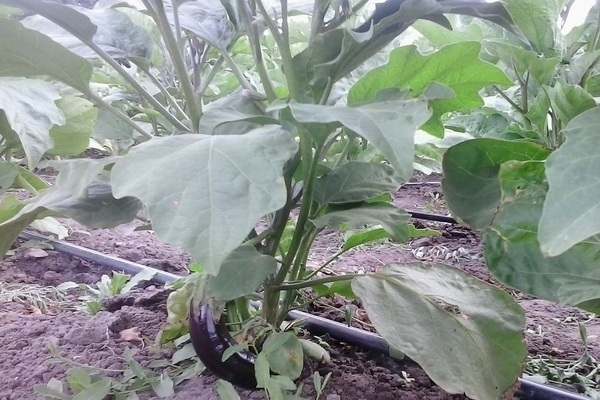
[[197, 56, 225, 99], [144, 0, 203, 131], [256, 0, 298, 100], [88, 93, 154, 140], [309, 0, 328, 43], [304, 248, 349, 280], [273, 274, 356, 291], [221, 51, 254, 92], [132, 60, 188, 121], [86, 40, 189, 132], [238, 0, 277, 101], [244, 228, 274, 248]]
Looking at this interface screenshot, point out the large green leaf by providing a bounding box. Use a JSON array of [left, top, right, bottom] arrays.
[[353, 263, 526, 400], [263, 332, 303, 380], [484, 160, 600, 312], [22, 7, 154, 59], [208, 245, 277, 301], [0, 183, 140, 256], [289, 95, 431, 183], [311, 203, 409, 243], [348, 42, 512, 136], [0, 12, 93, 94], [500, 0, 566, 57], [0, 162, 18, 195], [442, 138, 550, 228], [539, 107, 600, 256], [111, 127, 298, 275], [47, 96, 98, 157], [313, 162, 398, 205], [0, 77, 65, 168]]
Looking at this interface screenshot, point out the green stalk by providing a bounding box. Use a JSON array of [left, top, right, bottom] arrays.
[[256, 0, 298, 100], [197, 56, 225, 99], [132, 60, 188, 121], [143, 0, 203, 131], [88, 93, 154, 140], [221, 51, 254, 91], [85, 41, 189, 132], [238, 0, 277, 101], [309, 0, 328, 43], [16, 175, 38, 196], [273, 274, 356, 291]]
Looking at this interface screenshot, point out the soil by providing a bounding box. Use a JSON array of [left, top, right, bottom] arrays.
[[1, 175, 599, 400]]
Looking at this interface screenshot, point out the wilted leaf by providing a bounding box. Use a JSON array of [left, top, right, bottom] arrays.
[[353, 263, 526, 399]]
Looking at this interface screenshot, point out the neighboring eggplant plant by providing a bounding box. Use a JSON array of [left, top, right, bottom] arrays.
[[421, 0, 600, 316], [0, 0, 534, 398]]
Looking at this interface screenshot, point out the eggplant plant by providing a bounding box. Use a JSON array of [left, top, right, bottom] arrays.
[[0, 0, 531, 398], [430, 0, 600, 315]]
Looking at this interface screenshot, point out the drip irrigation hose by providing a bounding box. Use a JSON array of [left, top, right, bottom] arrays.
[[407, 210, 458, 224], [17, 231, 589, 400]]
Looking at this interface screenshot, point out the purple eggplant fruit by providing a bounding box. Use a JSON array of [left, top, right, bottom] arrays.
[[189, 303, 258, 390]]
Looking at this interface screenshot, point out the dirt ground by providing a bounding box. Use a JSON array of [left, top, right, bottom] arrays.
[[1, 174, 599, 400]]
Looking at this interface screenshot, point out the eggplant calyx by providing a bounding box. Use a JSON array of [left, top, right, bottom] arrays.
[[189, 303, 258, 390]]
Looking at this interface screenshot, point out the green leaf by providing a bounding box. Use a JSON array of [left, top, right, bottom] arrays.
[[484, 160, 600, 312], [291, 0, 442, 102], [484, 41, 561, 85], [442, 138, 550, 228], [263, 332, 303, 380], [66, 368, 92, 394], [22, 7, 154, 59], [199, 89, 277, 135], [353, 263, 526, 400], [290, 95, 431, 182], [172, 343, 197, 364], [122, 268, 155, 293], [539, 107, 600, 256], [71, 379, 112, 400], [217, 380, 241, 400], [48, 96, 98, 156], [93, 108, 134, 140], [208, 245, 277, 299], [44, 157, 117, 197], [413, 19, 487, 47], [0, 162, 18, 195], [500, 0, 566, 57], [313, 162, 398, 205], [0, 77, 65, 167], [150, 373, 175, 398], [312, 203, 409, 243], [111, 127, 298, 275], [546, 79, 596, 126], [0, 16, 93, 94], [348, 42, 512, 137], [342, 228, 390, 251], [0, 183, 140, 257], [171, 0, 236, 51]]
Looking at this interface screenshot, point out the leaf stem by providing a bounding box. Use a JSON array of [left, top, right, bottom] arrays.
[[143, 0, 203, 131], [273, 274, 355, 291], [86, 40, 189, 132], [256, 0, 298, 100], [88, 93, 154, 140], [238, 0, 277, 101]]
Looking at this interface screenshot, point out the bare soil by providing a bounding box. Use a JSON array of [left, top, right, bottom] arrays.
[[1, 175, 599, 400]]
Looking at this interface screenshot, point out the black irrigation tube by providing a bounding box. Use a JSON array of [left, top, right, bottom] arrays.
[[407, 210, 458, 224], [18, 231, 589, 400]]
